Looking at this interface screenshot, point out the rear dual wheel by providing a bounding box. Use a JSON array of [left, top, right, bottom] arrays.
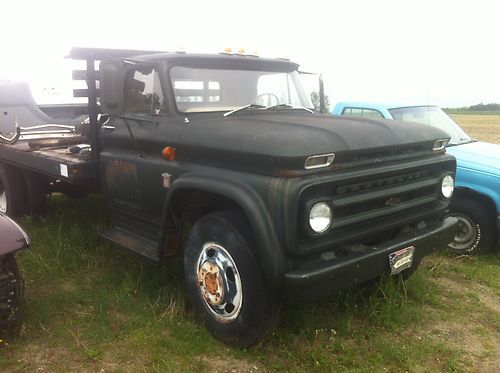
[[184, 211, 281, 347], [0, 163, 47, 216], [0, 164, 26, 216]]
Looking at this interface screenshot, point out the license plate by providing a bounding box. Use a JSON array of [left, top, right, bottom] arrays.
[[389, 246, 415, 275]]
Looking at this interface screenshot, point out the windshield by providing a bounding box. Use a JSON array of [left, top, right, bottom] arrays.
[[170, 66, 313, 113], [389, 106, 472, 145]]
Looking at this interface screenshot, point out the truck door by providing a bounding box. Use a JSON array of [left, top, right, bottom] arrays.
[[100, 65, 183, 232]]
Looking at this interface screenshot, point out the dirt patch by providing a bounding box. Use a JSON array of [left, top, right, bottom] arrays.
[[430, 276, 500, 371], [199, 356, 263, 372], [434, 276, 500, 315]]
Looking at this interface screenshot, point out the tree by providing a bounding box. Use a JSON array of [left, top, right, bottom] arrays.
[[310, 91, 331, 113]]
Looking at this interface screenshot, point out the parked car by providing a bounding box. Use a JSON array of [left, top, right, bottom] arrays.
[[333, 102, 500, 254], [0, 213, 29, 325]]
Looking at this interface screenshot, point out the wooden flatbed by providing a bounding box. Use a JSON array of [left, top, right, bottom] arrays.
[[0, 139, 99, 184]]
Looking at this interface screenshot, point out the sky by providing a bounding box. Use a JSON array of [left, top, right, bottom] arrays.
[[1, 0, 499, 107]]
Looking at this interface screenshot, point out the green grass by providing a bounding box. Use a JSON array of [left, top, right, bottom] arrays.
[[1, 195, 499, 371]]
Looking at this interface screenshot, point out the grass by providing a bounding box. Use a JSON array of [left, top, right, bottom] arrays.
[[1, 119, 499, 372]]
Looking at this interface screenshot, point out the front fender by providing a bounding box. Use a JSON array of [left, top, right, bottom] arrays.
[[455, 167, 500, 212], [160, 173, 288, 287], [0, 214, 30, 255]]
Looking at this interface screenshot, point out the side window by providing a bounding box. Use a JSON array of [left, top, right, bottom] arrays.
[[342, 107, 383, 119], [342, 108, 363, 116], [124, 68, 166, 115]]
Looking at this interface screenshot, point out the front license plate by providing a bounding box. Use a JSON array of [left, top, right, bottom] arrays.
[[389, 246, 415, 275]]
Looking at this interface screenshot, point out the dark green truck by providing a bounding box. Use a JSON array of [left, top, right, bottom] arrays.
[[0, 48, 457, 346]]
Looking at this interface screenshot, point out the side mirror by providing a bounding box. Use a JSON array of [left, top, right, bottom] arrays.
[[100, 60, 125, 115]]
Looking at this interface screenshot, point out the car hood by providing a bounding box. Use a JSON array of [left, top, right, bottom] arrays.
[[447, 141, 500, 175], [178, 112, 449, 173], [0, 214, 30, 255]]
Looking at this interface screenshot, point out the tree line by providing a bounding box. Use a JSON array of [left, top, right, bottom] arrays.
[[445, 103, 500, 112]]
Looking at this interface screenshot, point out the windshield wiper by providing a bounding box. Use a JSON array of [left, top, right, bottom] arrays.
[[266, 104, 313, 113], [223, 104, 266, 117]]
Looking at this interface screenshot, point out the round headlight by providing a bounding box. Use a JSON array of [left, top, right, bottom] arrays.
[[309, 202, 332, 233], [441, 175, 454, 198]]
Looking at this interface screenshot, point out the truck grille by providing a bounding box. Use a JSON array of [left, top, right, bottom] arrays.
[[296, 159, 453, 254]]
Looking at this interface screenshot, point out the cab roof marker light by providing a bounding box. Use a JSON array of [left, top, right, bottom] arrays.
[[305, 153, 335, 170], [433, 139, 449, 151], [219, 47, 233, 55]]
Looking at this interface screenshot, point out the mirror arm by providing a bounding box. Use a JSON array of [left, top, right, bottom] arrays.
[[319, 74, 326, 114]]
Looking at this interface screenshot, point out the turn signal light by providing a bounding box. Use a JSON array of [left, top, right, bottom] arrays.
[[162, 146, 176, 161]]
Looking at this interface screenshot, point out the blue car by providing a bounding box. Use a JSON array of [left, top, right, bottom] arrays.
[[333, 102, 500, 254]]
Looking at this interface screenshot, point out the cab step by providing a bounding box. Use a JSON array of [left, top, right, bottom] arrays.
[[100, 227, 159, 261]]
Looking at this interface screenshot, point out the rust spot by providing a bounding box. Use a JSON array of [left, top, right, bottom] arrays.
[[205, 272, 218, 295], [104, 159, 140, 203]]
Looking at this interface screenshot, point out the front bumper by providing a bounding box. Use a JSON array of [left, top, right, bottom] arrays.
[[285, 216, 458, 302]]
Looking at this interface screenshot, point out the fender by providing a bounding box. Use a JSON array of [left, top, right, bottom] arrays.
[[455, 179, 500, 212], [0, 213, 30, 255], [158, 172, 288, 287]]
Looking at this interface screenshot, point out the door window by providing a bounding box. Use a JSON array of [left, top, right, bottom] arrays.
[[124, 68, 166, 115]]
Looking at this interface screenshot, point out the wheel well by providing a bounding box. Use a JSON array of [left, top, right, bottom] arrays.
[[164, 189, 246, 256], [452, 187, 497, 219]]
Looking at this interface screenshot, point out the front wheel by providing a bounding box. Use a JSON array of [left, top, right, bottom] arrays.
[[184, 211, 280, 347], [447, 198, 496, 255]]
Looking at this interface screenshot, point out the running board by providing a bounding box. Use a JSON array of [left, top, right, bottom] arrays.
[[100, 227, 159, 261]]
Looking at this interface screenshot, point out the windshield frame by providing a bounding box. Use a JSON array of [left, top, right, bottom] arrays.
[[388, 105, 473, 146], [167, 63, 313, 114]]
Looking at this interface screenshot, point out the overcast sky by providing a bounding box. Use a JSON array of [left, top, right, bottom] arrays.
[[1, 0, 499, 107]]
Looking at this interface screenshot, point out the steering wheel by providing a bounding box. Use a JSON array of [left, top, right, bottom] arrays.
[[254, 93, 280, 107]]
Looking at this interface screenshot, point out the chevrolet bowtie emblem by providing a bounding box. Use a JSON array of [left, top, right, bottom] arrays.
[[385, 197, 402, 206]]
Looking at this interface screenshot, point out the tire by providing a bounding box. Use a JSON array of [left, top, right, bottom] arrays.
[[0, 254, 23, 325], [0, 163, 27, 217], [23, 171, 48, 215], [184, 211, 281, 347], [447, 197, 496, 255]]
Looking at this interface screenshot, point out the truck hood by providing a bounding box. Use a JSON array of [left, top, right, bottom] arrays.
[[447, 141, 500, 175], [178, 112, 450, 173]]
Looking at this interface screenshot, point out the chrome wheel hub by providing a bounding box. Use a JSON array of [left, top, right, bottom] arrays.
[[449, 214, 479, 251], [196, 242, 242, 323]]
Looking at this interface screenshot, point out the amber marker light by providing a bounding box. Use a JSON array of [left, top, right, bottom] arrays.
[[162, 146, 176, 161]]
